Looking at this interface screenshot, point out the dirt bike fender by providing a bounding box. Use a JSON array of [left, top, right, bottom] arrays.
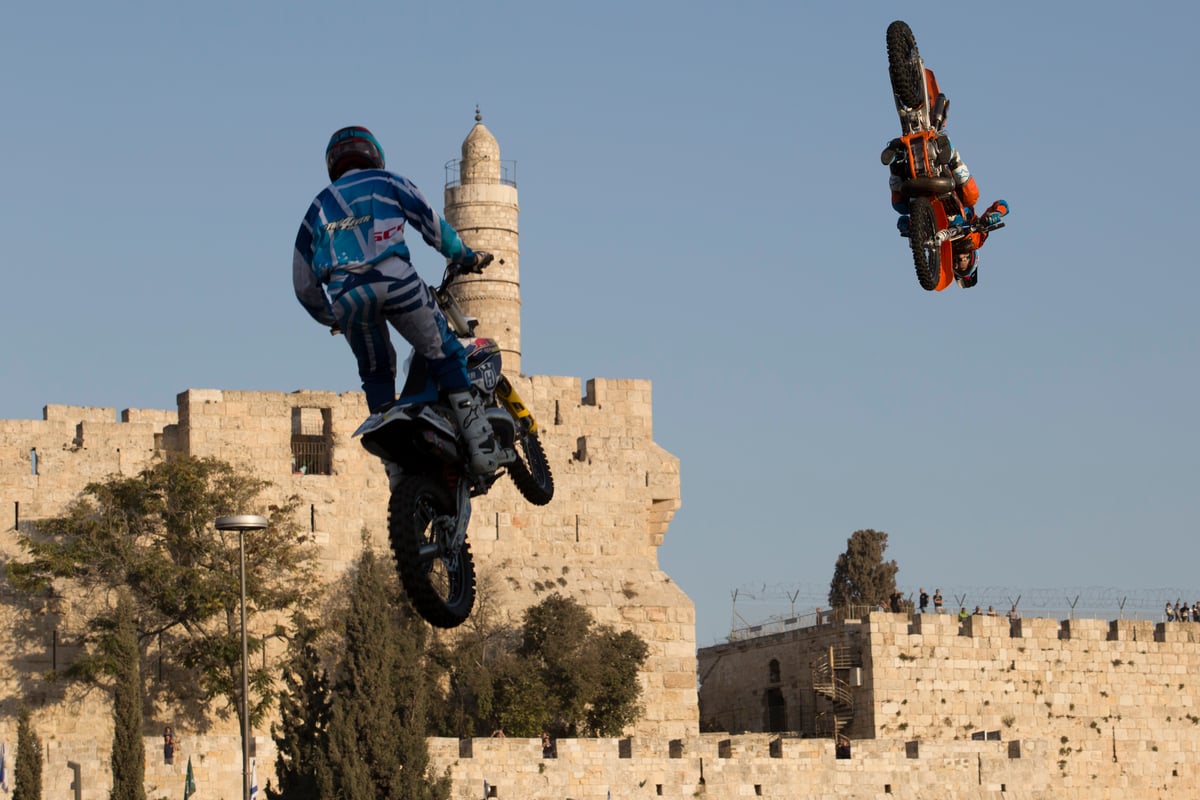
[[495, 376, 538, 434]]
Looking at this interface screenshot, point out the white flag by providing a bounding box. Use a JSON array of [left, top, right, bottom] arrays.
[[250, 757, 259, 800], [1, 740, 8, 793]]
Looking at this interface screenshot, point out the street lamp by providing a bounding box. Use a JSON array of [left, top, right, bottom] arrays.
[[215, 514, 269, 800]]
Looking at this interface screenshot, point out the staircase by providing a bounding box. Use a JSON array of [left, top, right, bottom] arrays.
[[813, 645, 856, 739]]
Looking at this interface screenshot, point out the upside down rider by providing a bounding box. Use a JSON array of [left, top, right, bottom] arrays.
[[887, 86, 1009, 288]]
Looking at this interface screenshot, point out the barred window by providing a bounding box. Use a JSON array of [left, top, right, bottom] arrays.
[[291, 407, 332, 475]]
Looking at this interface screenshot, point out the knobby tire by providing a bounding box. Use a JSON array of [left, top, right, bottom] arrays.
[[887, 21, 924, 109], [508, 432, 555, 506], [908, 196, 941, 291], [388, 474, 476, 628]]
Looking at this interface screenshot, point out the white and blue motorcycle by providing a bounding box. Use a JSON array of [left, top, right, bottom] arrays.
[[354, 258, 554, 628]]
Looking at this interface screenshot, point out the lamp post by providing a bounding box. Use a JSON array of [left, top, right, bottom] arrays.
[[215, 514, 269, 800]]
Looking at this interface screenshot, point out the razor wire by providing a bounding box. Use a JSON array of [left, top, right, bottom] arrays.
[[724, 582, 1198, 641]]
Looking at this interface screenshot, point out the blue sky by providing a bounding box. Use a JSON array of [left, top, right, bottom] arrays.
[[3, 2, 1197, 645]]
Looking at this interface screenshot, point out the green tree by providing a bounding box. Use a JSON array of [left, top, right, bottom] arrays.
[[316, 544, 449, 800], [7, 455, 318, 737], [426, 578, 511, 738], [518, 594, 649, 736], [437, 593, 649, 738], [106, 590, 146, 800], [584, 627, 649, 736], [267, 613, 330, 800], [827, 528, 899, 611], [13, 707, 42, 800]]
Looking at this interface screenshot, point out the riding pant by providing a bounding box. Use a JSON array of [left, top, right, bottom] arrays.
[[328, 256, 470, 412]]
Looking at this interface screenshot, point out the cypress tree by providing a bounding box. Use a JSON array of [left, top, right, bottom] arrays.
[[317, 544, 448, 800], [827, 528, 899, 611], [13, 707, 43, 800], [107, 590, 147, 800], [267, 614, 330, 800]]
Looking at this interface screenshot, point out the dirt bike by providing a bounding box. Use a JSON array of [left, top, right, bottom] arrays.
[[882, 20, 1005, 291], [353, 256, 554, 628]]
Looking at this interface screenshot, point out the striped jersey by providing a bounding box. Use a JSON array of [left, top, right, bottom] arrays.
[[293, 168, 475, 326]]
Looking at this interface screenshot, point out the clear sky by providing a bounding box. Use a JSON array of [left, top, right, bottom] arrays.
[[4, 1, 1198, 646]]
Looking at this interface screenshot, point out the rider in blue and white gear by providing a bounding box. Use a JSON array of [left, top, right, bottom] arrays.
[[293, 126, 497, 473]]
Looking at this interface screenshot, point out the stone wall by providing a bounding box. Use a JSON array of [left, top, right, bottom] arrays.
[[427, 734, 1051, 800], [697, 610, 1200, 797], [0, 378, 693, 794]]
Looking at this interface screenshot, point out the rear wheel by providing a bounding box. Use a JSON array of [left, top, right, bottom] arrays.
[[388, 474, 475, 628], [887, 21, 924, 109], [908, 196, 941, 291], [508, 432, 554, 506]]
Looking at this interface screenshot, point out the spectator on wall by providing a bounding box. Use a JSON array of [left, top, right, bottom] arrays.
[[163, 726, 176, 765], [919, 588, 929, 614], [933, 589, 944, 614]]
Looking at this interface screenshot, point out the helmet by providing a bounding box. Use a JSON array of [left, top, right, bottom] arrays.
[[325, 126, 385, 181]]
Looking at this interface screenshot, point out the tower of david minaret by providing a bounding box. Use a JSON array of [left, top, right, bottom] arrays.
[[444, 109, 523, 374]]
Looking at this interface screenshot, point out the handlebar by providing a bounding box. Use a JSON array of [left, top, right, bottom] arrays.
[[441, 252, 500, 291]]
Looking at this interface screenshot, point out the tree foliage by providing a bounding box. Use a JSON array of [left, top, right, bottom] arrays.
[[7, 455, 318, 733], [13, 707, 42, 800], [827, 528, 899, 611], [266, 613, 329, 800], [434, 593, 649, 738], [107, 590, 146, 800], [276, 543, 449, 800]]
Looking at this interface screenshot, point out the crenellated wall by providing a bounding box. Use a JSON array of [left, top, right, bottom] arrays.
[[697, 610, 1200, 797], [0, 377, 693, 798]]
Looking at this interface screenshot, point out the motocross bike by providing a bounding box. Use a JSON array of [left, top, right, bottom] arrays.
[[353, 257, 554, 628], [882, 20, 1005, 291]]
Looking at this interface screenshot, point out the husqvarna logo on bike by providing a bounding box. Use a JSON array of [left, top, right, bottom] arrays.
[[323, 215, 371, 233], [469, 361, 498, 392]]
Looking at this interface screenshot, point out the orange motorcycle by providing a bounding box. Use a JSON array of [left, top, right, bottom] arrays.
[[882, 20, 1005, 291]]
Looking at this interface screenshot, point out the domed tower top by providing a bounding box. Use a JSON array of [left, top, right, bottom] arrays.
[[444, 108, 523, 373], [460, 107, 501, 183]]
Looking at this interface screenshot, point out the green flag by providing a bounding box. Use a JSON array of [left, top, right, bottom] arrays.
[[184, 756, 196, 800]]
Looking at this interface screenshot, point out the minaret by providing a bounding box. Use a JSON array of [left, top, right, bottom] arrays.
[[444, 108, 522, 375]]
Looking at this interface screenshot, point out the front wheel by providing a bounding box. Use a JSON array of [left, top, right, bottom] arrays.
[[886, 20, 924, 109], [508, 432, 554, 506], [388, 474, 475, 628], [908, 196, 941, 291]]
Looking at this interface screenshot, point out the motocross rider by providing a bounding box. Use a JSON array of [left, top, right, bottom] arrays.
[[293, 125, 498, 474], [888, 83, 1009, 288]]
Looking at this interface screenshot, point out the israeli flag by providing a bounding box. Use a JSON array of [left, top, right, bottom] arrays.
[[1, 739, 8, 793], [483, 779, 489, 799], [250, 757, 259, 800]]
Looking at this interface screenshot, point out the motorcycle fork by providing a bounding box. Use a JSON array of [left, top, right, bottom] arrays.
[[450, 476, 472, 552], [495, 375, 539, 435], [931, 200, 955, 291]]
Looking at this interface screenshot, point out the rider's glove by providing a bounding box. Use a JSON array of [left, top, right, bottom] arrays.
[[456, 251, 494, 275], [983, 199, 1009, 226]]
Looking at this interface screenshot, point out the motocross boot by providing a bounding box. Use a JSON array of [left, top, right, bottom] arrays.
[[447, 389, 499, 475]]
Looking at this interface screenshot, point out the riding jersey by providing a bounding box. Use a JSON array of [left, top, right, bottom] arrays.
[[293, 168, 474, 327]]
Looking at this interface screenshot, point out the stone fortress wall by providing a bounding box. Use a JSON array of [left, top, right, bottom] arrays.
[[0, 375, 691, 797], [694, 611, 1200, 798]]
